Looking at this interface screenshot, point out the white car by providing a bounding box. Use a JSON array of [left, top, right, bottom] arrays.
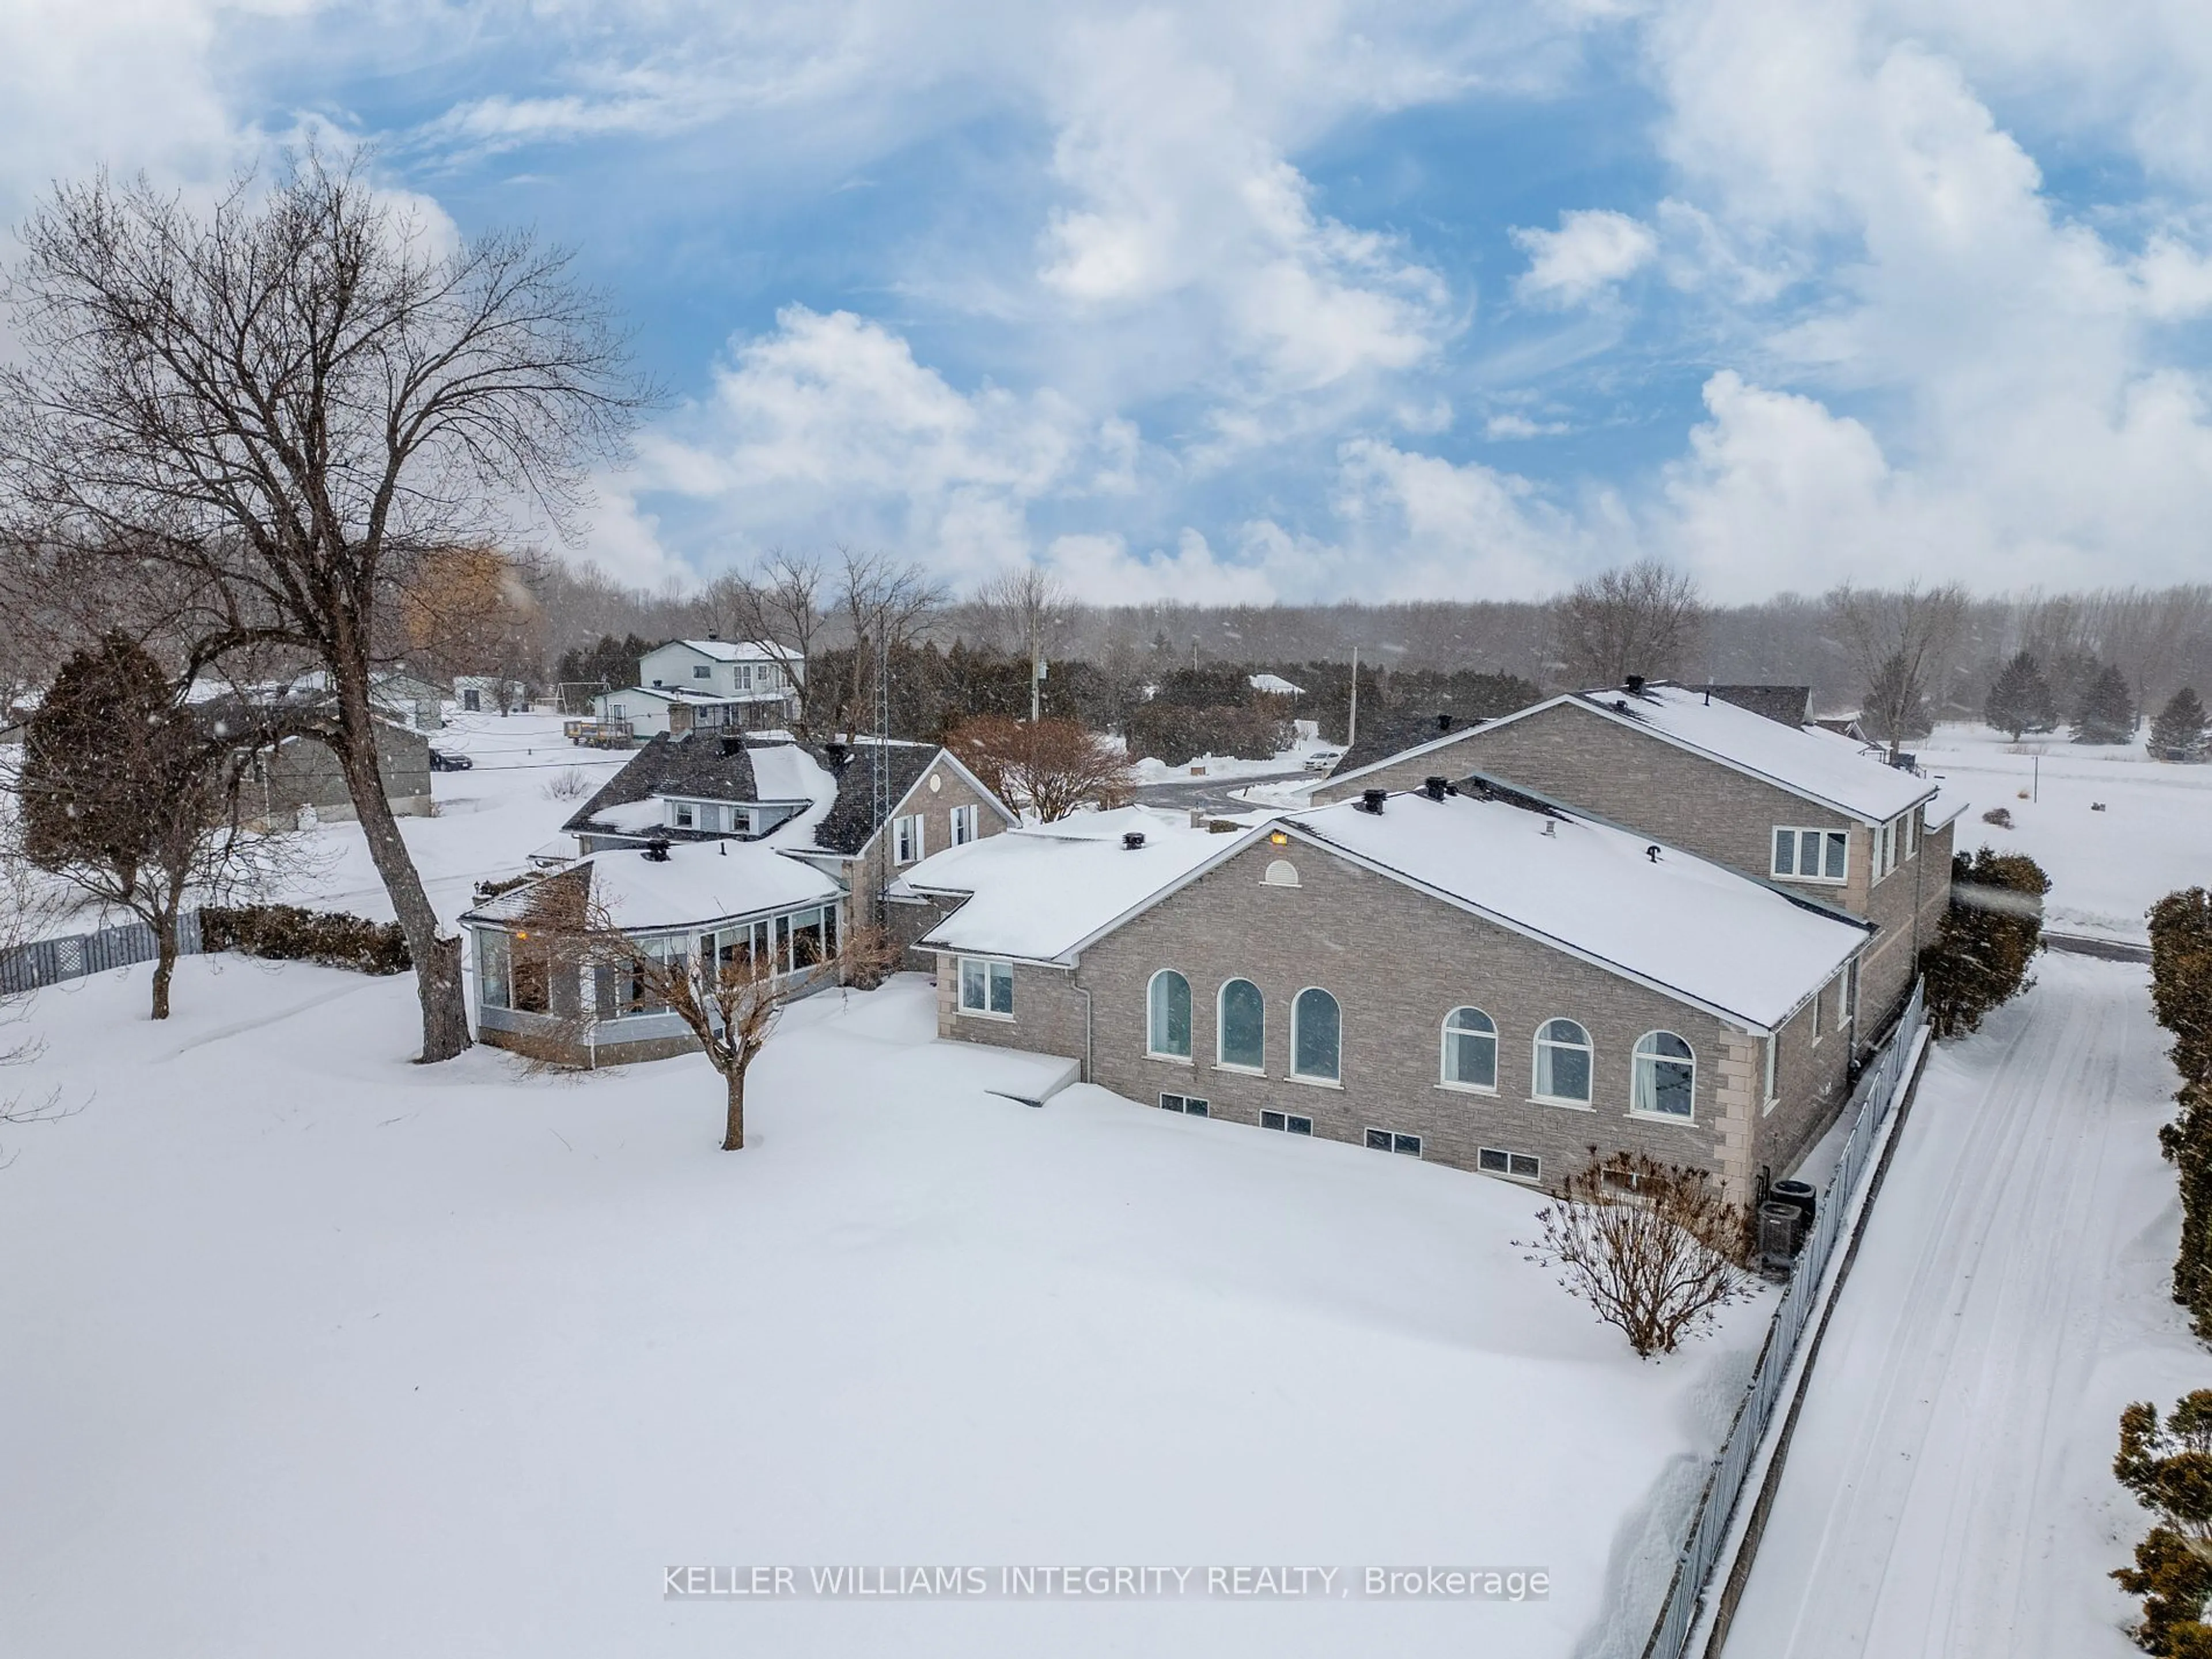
[[1303, 748, 1345, 772]]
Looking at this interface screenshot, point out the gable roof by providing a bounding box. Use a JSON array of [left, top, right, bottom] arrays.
[[1706, 684, 1812, 726], [1475, 683, 1935, 823], [650, 638, 787, 664], [1287, 786, 1869, 1030], [907, 807, 1262, 965]]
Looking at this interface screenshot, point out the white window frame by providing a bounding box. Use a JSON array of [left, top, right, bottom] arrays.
[[1146, 969, 1194, 1063], [1288, 986, 1342, 1086], [672, 801, 695, 829], [950, 803, 980, 846], [1259, 1109, 1313, 1135], [1629, 1031, 1698, 1122], [1438, 1006, 1499, 1094], [1531, 1017, 1595, 1109], [1772, 826, 1849, 884], [692, 663, 711, 679], [1364, 1128, 1422, 1157], [1215, 978, 1267, 1074], [892, 813, 925, 866], [956, 956, 1014, 1020], [1811, 981, 1824, 1040], [1478, 1146, 1541, 1181]]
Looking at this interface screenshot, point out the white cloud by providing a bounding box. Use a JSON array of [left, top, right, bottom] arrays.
[[1484, 412, 1570, 439], [1512, 209, 1658, 305]]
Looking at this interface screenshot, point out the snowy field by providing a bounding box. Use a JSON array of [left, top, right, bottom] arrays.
[[1, 709, 1770, 1659], [1918, 723, 2212, 943], [1725, 953, 2199, 1657]]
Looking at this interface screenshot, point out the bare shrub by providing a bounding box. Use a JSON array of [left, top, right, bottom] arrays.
[[541, 766, 593, 802], [948, 714, 1135, 821], [1517, 1149, 1753, 1358], [1982, 806, 2014, 828]]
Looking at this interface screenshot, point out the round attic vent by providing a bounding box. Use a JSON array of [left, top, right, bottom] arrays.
[[1262, 859, 1301, 888]]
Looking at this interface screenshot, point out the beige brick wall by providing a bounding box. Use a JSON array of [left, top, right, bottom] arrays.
[[1067, 831, 1850, 1202], [933, 952, 1089, 1065]]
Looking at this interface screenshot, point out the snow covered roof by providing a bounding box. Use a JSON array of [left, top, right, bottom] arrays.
[[1486, 683, 1936, 823], [1288, 786, 1868, 1029], [655, 638, 787, 664], [1249, 673, 1305, 696], [908, 807, 1255, 965], [463, 840, 840, 935], [596, 684, 760, 707]]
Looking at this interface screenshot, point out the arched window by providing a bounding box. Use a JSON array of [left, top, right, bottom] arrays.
[[1262, 859, 1301, 887], [1218, 979, 1266, 1071], [1292, 987, 1340, 1082], [1532, 1018, 1593, 1105], [1441, 1007, 1498, 1091], [1633, 1032, 1697, 1119], [1147, 970, 1192, 1059]]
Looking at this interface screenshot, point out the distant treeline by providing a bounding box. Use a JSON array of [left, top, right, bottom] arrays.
[[529, 564, 2212, 724]]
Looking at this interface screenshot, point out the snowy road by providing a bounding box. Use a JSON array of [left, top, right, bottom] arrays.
[[1725, 953, 2196, 1659]]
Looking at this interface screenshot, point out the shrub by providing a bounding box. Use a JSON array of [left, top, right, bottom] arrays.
[[1982, 806, 2014, 828], [542, 766, 593, 801], [2112, 1392, 2212, 1654], [1919, 848, 2050, 1037], [1517, 1150, 1753, 1358], [2151, 891, 2212, 1339], [200, 904, 412, 975]]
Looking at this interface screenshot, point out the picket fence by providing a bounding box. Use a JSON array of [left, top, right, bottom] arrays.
[[1643, 978, 1928, 1659]]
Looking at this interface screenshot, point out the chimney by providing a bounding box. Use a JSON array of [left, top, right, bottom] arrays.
[[1122, 830, 1147, 850], [1423, 775, 1449, 801], [822, 741, 849, 771], [1360, 788, 1387, 814], [719, 733, 746, 756], [1625, 674, 1646, 695]]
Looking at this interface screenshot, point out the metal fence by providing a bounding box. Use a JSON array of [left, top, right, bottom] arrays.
[[1644, 978, 1927, 1659], [0, 910, 203, 996]]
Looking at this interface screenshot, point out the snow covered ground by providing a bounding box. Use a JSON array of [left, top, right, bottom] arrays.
[[2, 753, 1772, 1656], [1724, 953, 2198, 1658], [1917, 724, 2212, 943]]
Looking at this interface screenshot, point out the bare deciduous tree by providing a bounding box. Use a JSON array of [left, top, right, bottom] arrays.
[[827, 550, 946, 737], [524, 886, 899, 1150], [703, 551, 827, 734], [946, 714, 1134, 821], [0, 149, 649, 1059], [1517, 1150, 1752, 1358], [1830, 581, 1969, 760], [1551, 558, 1707, 688], [975, 565, 1068, 722]]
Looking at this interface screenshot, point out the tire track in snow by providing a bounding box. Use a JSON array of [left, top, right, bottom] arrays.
[[1725, 956, 2148, 1659]]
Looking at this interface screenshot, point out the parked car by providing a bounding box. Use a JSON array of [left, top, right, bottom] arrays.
[[428, 748, 474, 772], [1303, 748, 1344, 772]]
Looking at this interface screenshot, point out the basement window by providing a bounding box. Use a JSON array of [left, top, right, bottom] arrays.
[[1260, 1110, 1313, 1135], [1364, 1128, 1422, 1156], [1160, 1093, 1209, 1117]]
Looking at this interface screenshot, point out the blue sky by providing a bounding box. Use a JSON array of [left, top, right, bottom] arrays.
[[4, 0, 2211, 602]]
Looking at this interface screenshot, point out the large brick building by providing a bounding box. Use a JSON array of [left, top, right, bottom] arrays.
[[908, 789, 1872, 1203], [1317, 680, 1958, 1040]]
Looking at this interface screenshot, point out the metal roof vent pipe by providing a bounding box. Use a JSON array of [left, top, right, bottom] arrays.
[[1423, 776, 1449, 801], [1360, 788, 1387, 814], [1122, 830, 1147, 850], [1625, 673, 1647, 695], [643, 837, 672, 863]]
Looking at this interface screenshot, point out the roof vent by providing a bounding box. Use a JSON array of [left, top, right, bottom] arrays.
[[1625, 674, 1647, 695], [1646, 844, 1662, 862], [719, 733, 746, 756], [1612, 698, 1630, 713], [821, 741, 849, 770], [643, 837, 672, 863], [1435, 713, 1454, 732], [1122, 830, 1147, 850], [706, 630, 720, 640], [1423, 775, 1449, 801], [1360, 788, 1387, 814]]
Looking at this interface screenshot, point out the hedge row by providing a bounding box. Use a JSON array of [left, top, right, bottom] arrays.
[[2150, 889, 2212, 1345], [200, 904, 413, 976], [1917, 847, 2050, 1038]]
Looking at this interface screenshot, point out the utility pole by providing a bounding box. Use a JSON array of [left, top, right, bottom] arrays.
[[1348, 645, 1359, 750], [872, 627, 891, 928]]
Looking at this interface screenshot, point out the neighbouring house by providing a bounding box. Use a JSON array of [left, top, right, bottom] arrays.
[[454, 675, 529, 714], [639, 637, 800, 704], [588, 685, 774, 743], [1393, 680, 1957, 1038], [370, 669, 448, 730], [1248, 672, 1305, 697], [1310, 710, 1487, 791], [463, 729, 1018, 1062], [191, 680, 435, 829], [461, 840, 846, 1064], [908, 785, 1872, 1204]]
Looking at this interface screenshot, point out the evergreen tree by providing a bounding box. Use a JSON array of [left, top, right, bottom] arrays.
[[2152, 688, 2210, 764], [2151, 889, 2212, 1342], [1918, 848, 2050, 1037], [20, 634, 263, 1019], [2111, 1391, 2212, 1655], [2074, 663, 2139, 744], [1983, 650, 2058, 740]]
